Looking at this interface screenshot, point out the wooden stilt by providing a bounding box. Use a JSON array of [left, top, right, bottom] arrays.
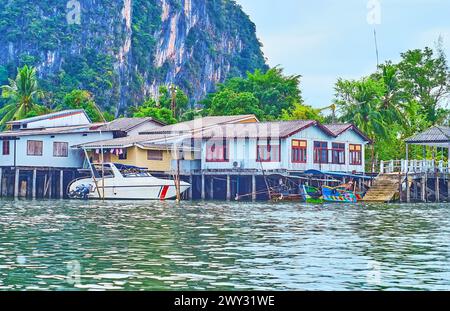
[[209, 177, 214, 200], [435, 171, 440, 203], [422, 174, 427, 202], [32, 169, 37, 199], [14, 168, 19, 198], [201, 174, 205, 200], [406, 175, 411, 203], [252, 175, 257, 202], [189, 175, 193, 200], [60, 170, 64, 199], [48, 171, 53, 199], [226, 175, 231, 201], [0, 167, 3, 198], [398, 172, 402, 203]]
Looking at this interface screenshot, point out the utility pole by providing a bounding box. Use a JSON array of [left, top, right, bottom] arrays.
[[170, 84, 177, 119]]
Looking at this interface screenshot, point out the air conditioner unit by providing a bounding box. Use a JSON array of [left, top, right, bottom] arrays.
[[233, 161, 244, 169]]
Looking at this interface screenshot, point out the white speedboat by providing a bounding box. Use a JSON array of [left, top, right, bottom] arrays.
[[68, 163, 190, 200]]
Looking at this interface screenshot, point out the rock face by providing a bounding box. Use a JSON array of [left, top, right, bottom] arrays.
[[0, 0, 266, 115]]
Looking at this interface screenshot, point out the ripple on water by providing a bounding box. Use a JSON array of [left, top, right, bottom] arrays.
[[1, 199, 450, 290]]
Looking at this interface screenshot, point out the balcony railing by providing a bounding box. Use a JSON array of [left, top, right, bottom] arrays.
[[380, 160, 450, 174]]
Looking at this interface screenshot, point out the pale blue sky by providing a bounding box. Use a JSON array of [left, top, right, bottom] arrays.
[[236, 0, 450, 108]]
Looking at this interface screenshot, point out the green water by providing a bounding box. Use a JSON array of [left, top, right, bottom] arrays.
[[0, 199, 449, 291]]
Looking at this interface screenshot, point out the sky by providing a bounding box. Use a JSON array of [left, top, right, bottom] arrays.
[[235, 0, 450, 109]]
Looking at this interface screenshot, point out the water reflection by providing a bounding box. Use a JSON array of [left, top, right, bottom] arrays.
[[0, 199, 449, 290]]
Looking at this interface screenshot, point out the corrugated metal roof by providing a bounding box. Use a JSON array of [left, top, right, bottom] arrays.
[[141, 115, 258, 134], [74, 133, 186, 149], [323, 124, 371, 142], [6, 109, 88, 125], [405, 126, 450, 145], [97, 117, 165, 132], [194, 120, 318, 139], [0, 123, 106, 138]]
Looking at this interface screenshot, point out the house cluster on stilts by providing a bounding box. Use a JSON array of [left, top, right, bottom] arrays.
[[0, 110, 165, 199], [0, 110, 374, 201]]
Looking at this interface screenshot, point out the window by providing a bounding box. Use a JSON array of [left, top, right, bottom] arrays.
[[350, 144, 362, 165], [148, 150, 163, 161], [206, 139, 229, 162], [2, 140, 10, 155], [53, 142, 68, 157], [257, 139, 280, 162], [332, 143, 345, 164], [27, 140, 43, 156], [292, 140, 307, 163], [314, 141, 328, 164], [119, 148, 128, 160]]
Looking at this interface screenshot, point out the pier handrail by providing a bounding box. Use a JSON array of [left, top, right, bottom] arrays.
[[380, 159, 449, 174]]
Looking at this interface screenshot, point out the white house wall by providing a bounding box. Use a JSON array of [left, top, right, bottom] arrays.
[[0, 132, 113, 168], [201, 126, 368, 173]]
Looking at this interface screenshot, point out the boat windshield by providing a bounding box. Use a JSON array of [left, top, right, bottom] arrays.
[[121, 168, 153, 178], [92, 164, 115, 178]]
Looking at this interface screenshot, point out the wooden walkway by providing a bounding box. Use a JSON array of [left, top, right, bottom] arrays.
[[362, 174, 404, 203]]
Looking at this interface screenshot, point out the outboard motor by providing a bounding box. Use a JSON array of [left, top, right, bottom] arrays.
[[69, 184, 92, 199]]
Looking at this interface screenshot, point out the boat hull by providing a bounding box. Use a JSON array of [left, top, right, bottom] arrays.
[[69, 178, 190, 200], [322, 186, 357, 203]]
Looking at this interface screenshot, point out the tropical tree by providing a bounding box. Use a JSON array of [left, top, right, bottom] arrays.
[[206, 89, 264, 119], [201, 67, 303, 120], [0, 65, 45, 126], [58, 89, 109, 122], [335, 77, 387, 170], [281, 102, 324, 122], [132, 97, 177, 125]]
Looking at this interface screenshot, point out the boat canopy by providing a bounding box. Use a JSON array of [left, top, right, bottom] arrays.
[[300, 170, 374, 180]]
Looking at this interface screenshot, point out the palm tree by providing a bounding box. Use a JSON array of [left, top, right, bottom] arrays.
[[0, 65, 44, 127], [335, 78, 387, 172]]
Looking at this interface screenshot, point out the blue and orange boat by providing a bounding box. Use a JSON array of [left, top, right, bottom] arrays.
[[322, 186, 358, 203]]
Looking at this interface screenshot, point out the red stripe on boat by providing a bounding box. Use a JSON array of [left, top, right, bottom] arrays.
[[160, 185, 170, 200]]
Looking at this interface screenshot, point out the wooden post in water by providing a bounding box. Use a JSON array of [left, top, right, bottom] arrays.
[[435, 171, 440, 203], [59, 170, 64, 199], [189, 175, 193, 200], [398, 171, 402, 203], [48, 171, 53, 199], [252, 175, 257, 202], [226, 175, 231, 201], [32, 169, 37, 199], [0, 167, 2, 198], [209, 177, 214, 200], [201, 174, 205, 200], [14, 168, 19, 198]]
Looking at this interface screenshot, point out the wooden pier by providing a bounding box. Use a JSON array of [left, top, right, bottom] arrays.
[[363, 160, 450, 203], [0, 166, 78, 199]]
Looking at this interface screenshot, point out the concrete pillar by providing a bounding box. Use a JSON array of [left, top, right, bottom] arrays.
[[226, 175, 231, 201], [14, 168, 19, 198], [252, 175, 257, 202], [60, 170, 64, 199], [32, 169, 37, 199], [201, 174, 205, 200]]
